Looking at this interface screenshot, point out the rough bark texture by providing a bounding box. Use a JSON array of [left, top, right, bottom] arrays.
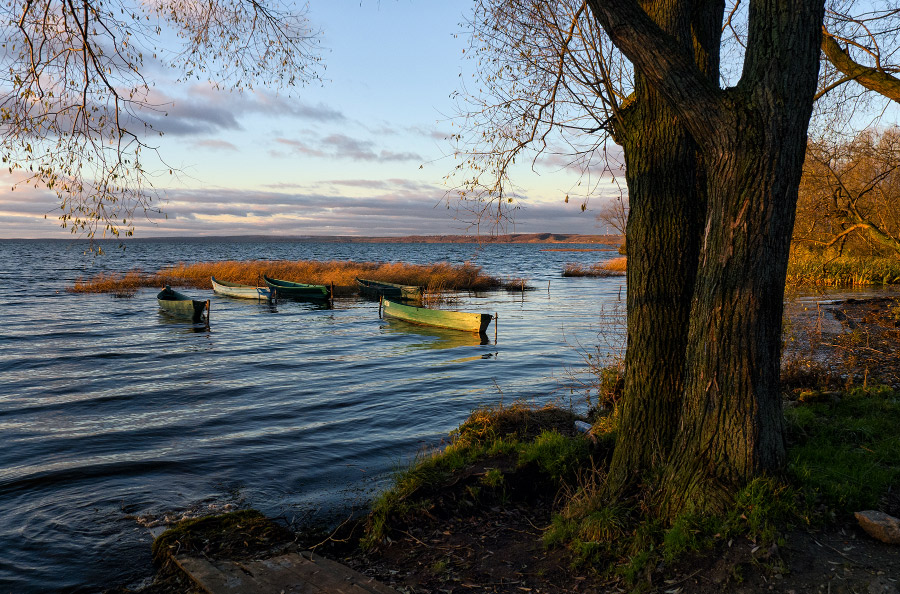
[[589, 0, 826, 516], [662, 0, 826, 514], [606, 0, 718, 492]]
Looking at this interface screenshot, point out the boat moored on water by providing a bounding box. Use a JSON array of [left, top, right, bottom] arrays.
[[157, 286, 209, 323], [211, 276, 274, 300], [356, 277, 423, 301], [263, 275, 330, 301], [381, 298, 492, 333]]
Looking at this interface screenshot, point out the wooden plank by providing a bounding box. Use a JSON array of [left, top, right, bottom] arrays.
[[172, 552, 397, 594]]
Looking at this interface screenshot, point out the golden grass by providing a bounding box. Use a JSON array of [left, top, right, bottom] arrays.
[[68, 259, 501, 294], [562, 257, 627, 277], [786, 252, 900, 287]]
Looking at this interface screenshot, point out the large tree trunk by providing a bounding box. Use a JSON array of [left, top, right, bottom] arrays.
[[587, 0, 825, 517], [661, 1, 826, 515], [610, 95, 702, 490], [606, 0, 720, 493]]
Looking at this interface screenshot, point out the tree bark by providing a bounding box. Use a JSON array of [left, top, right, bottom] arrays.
[[821, 32, 900, 103], [606, 0, 720, 493], [588, 0, 825, 516], [662, 0, 826, 515]]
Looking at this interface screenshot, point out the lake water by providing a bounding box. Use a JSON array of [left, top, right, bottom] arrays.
[[0, 239, 626, 592]]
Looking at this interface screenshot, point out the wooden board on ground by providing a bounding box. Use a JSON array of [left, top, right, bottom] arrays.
[[173, 551, 398, 594]]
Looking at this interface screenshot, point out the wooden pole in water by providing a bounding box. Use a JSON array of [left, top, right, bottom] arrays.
[[330, 281, 334, 305], [494, 313, 498, 344], [379, 295, 383, 318], [205, 300, 210, 329], [548, 280, 551, 297]]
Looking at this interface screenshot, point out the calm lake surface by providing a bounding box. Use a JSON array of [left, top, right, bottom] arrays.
[[0, 239, 627, 592]]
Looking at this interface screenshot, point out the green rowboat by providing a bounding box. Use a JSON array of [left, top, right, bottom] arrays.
[[381, 298, 492, 333], [211, 276, 273, 300], [356, 277, 423, 301], [157, 286, 209, 322], [263, 275, 330, 300]]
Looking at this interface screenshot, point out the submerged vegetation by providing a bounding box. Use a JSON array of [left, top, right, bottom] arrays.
[[68, 259, 501, 295]]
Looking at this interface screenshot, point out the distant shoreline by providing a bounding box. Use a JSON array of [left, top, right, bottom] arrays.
[[2, 232, 624, 244]]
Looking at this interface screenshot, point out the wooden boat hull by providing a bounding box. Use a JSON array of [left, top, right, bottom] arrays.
[[357, 278, 422, 301], [382, 298, 491, 333], [263, 275, 330, 300], [211, 277, 273, 300], [157, 286, 209, 321]]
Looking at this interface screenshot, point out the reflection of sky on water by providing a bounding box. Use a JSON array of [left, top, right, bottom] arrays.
[[0, 240, 626, 592]]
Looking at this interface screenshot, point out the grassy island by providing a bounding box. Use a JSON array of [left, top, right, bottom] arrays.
[[68, 259, 501, 296]]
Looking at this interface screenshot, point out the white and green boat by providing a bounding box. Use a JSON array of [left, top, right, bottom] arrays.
[[211, 276, 273, 300], [382, 298, 492, 333]]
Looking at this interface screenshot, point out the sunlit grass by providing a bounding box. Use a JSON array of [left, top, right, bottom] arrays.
[[562, 257, 627, 277], [787, 251, 900, 286], [68, 260, 501, 294]]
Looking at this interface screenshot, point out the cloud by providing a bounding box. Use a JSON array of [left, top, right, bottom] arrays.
[[0, 168, 602, 239], [274, 133, 423, 162], [123, 86, 347, 138], [191, 139, 240, 151]]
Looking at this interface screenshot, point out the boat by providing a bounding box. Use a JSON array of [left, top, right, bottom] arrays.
[[381, 298, 492, 333], [263, 275, 330, 300], [157, 286, 209, 322], [356, 277, 423, 301], [211, 276, 273, 300]]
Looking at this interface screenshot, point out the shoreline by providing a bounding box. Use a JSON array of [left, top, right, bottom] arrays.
[[134, 294, 900, 593], [1, 233, 625, 244]]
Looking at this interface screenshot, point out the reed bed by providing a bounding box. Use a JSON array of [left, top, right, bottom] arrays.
[[501, 277, 534, 292], [786, 254, 900, 287], [562, 256, 627, 277], [68, 259, 501, 294]]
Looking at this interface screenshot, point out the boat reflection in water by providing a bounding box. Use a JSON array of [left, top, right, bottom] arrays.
[[156, 311, 213, 334], [381, 317, 491, 350]]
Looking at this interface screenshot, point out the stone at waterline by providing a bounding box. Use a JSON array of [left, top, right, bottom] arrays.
[[855, 510, 900, 544]]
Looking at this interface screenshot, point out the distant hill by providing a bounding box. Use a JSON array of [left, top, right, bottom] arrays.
[[9, 233, 624, 244], [93, 233, 624, 244]]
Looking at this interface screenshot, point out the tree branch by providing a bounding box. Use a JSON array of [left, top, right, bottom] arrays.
[[822, 30, 900, 103], [584, 0, 726, 145]]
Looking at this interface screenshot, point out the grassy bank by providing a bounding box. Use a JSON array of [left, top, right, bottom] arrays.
[[68, 260, 501, 295], [353, 378, 900, 590], [562, 256, 627, 277], [787, 251, 900, 287]]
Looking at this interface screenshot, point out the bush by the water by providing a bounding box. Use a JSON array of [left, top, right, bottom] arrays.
[[563, 257, 627, 277]]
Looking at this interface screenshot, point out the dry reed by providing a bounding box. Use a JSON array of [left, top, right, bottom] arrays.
[[562, 257, 627, 277], [68, 259, 501, 294], [786, 253, 900, 287]]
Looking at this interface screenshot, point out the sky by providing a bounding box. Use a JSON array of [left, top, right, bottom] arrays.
[[0, 1, 616, 239]]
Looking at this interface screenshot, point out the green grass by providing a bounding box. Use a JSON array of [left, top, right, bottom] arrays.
[[786, 385, 900, 514], [362, 403, 595, 550], [363, 387, 900, 585]]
